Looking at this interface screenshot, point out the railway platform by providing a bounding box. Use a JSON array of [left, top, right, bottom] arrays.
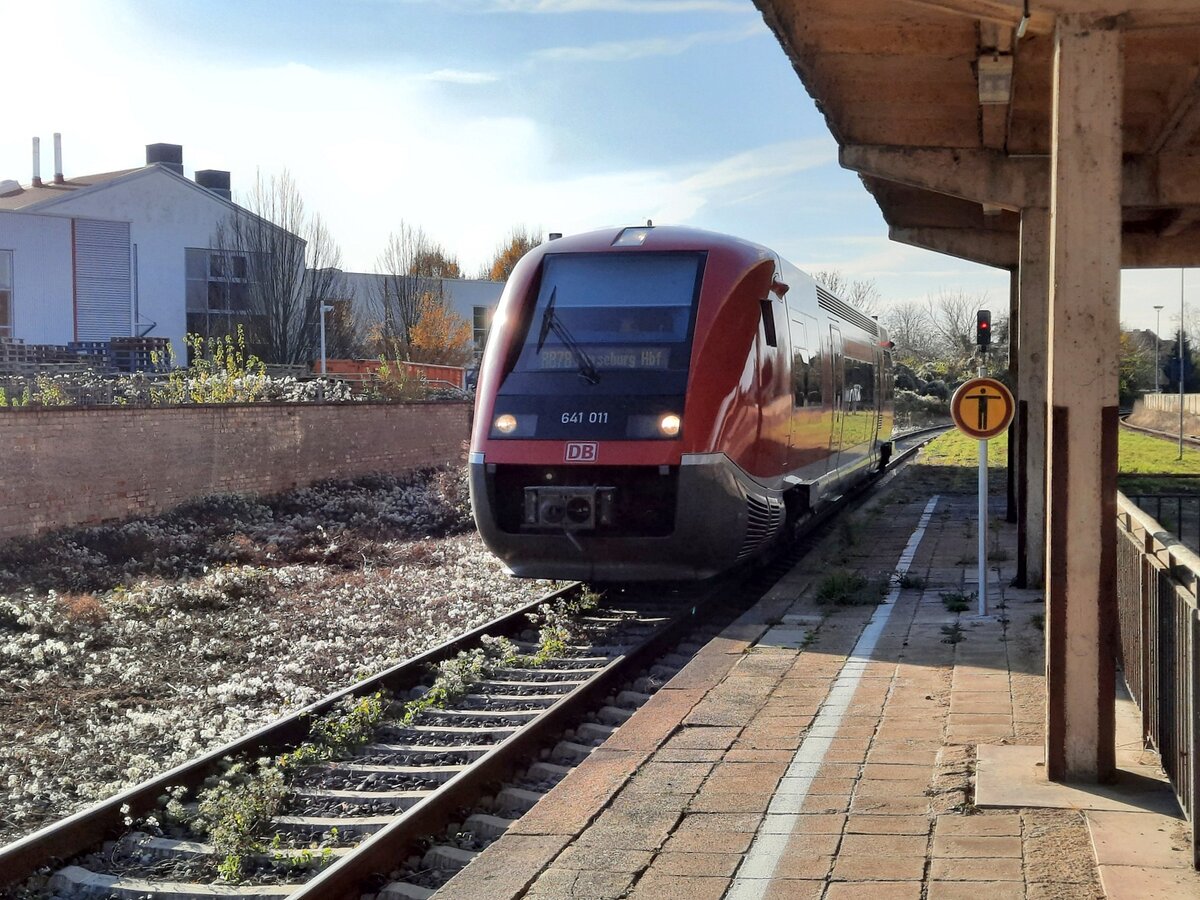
[[432, 462, 1200, 900]]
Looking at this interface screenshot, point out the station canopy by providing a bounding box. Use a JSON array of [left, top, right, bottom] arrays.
[[753, 0, 1200, 269]]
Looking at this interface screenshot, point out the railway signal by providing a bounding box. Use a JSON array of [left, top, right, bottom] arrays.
[[976, 309, 992, 349]]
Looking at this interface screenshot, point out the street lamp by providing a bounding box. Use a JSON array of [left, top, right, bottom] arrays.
[[319, 303, 334, 376], [1154, 304, 1164, 392], [1180, 270, 1186, 461]]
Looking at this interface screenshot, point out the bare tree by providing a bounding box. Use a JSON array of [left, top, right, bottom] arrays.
[[371, 223, 461, 358], [213, 170, 344, 365], [924, 288, 983, 358], [882, 300, 937, 363], [814, 269, 882, 315]]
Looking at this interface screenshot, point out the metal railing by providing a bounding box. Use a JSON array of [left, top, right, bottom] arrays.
[[1127, 493, 1200, 554], [1115, 492, 1200, 868]]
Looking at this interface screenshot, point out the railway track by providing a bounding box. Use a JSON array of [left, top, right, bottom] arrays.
[[1, 428, 946, 900], [3, 584, 724, 899], [1120, 414, 1200, 448]]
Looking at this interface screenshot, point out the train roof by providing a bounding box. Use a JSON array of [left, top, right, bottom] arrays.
[[533, 224, 774, 260]]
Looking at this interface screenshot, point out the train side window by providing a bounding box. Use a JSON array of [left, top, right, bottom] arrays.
[[844, 359, 876, 409], [788, 317, 810, 406], [760, 299, 777, 347]]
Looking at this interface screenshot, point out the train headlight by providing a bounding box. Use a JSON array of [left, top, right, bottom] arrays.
[[626, 411, 683, 439], [491, 413, 537, 438]]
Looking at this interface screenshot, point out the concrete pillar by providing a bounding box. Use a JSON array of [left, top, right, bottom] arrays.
[[1007, 269, 1019, 524], [1017, 207, 1050, 588], [1045, 15, 1121, 783]]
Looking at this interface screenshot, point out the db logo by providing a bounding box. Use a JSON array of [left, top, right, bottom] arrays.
[[565, 442, 598, 463]]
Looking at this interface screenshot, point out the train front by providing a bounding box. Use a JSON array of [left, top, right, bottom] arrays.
[[470, 226, 771, 582]]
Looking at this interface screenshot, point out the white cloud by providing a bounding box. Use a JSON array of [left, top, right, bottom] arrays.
[[533, 21, 763, 62], [418, 68, 501, 84]]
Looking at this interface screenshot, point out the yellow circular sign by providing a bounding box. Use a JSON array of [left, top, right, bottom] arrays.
[[950, 377, 1015, 440]]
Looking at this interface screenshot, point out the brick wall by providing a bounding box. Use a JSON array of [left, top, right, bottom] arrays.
[[0, 401, 471, 540]]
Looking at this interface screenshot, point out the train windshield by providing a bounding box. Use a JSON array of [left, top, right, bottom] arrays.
[[513, 252, 704, 377]]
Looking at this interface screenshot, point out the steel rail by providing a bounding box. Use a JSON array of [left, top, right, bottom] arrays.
[[294, 586, 724, 899]]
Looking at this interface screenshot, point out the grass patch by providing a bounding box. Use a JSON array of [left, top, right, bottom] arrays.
[[941, 590, 974, 613], [1117, 430, 1200, 476], [815, 570, 883, 606], [1118, 474, 1200, 495], [941, 623, 965, 644], [894, 571, 926, 589], [921, 428, 1200, 480], [920, 430, 1009, 469]]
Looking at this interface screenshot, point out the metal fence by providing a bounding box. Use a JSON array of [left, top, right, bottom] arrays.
[[1127, 493, 1200, 554], [1115, 493, 1200, 868]]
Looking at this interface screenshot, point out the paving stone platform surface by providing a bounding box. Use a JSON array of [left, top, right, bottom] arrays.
[[433, 461, 1199, 900]]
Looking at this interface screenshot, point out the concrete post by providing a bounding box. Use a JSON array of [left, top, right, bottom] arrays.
[[1007, 270, 1019, 524], [1018, 207, 1050, 588], [1045, 15, 1121, 783]]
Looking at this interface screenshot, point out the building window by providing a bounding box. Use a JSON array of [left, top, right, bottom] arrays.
[[186, 248, 253, 314], [473, 305, 491, 355], [0, 250, 12, 338]]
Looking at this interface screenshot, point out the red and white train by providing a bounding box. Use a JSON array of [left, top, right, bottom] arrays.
[[469, 225, 893, 581]]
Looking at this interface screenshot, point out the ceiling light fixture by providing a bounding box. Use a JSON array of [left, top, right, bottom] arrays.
[[978, 54, 1014, 105]]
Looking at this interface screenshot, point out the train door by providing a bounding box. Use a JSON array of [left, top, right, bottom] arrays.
[[828, 324, 846, 470], [786, 316, 809, 471], [756, 292, 788, 476]]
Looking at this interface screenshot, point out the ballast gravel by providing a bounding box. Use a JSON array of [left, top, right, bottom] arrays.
[[0, 469, 554, 846]]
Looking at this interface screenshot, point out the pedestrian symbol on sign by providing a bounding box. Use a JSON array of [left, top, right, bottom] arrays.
[[950, 377, 1014, 440]]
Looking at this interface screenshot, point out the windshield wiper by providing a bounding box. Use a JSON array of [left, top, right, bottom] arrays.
[[534, 288, 600, 385], [536, 287, 557, 353]]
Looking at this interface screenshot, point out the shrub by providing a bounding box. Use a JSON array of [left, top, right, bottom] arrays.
[[921, 380, 950, 400], [894, 389, 950, 428]]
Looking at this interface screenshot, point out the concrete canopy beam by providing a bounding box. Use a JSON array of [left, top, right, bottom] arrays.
[[898, 0, 1200, 31], [844, 146, 1200, 211], [1122, 154, 1200, 207], [889, 226, 1018, 268], [840, 146, 1047, 210], [1044, 14, 1121, 785], [1124, 231, 1200, 266], [891, 222, 1200, 269]]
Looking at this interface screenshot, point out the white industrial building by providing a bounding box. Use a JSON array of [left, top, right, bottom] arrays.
[[0, 138, 282, 360], [0, 136, 505, 365]]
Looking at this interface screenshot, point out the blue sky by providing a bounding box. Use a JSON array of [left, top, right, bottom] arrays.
[[1, 0, 1191, 333]]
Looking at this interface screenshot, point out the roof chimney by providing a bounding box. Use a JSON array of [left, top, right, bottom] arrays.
[[32, 137, 42, 187], [145, 143, 184, 175], [53, 132, 64, 184], [195, 169, 232, 201]]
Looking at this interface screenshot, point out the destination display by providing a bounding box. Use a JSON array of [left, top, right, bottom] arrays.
[[537, 346, 670, 370]]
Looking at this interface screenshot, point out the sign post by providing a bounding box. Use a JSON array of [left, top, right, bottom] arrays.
[[950, 374, 1015, 616]]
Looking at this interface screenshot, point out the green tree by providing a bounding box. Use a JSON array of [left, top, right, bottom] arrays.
[[1118, 329, 1156, 406], [1164, 331, 1199, 393]]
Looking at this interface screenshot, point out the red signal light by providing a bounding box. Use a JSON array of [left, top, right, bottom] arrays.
[[976, 310, 992, 348]]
